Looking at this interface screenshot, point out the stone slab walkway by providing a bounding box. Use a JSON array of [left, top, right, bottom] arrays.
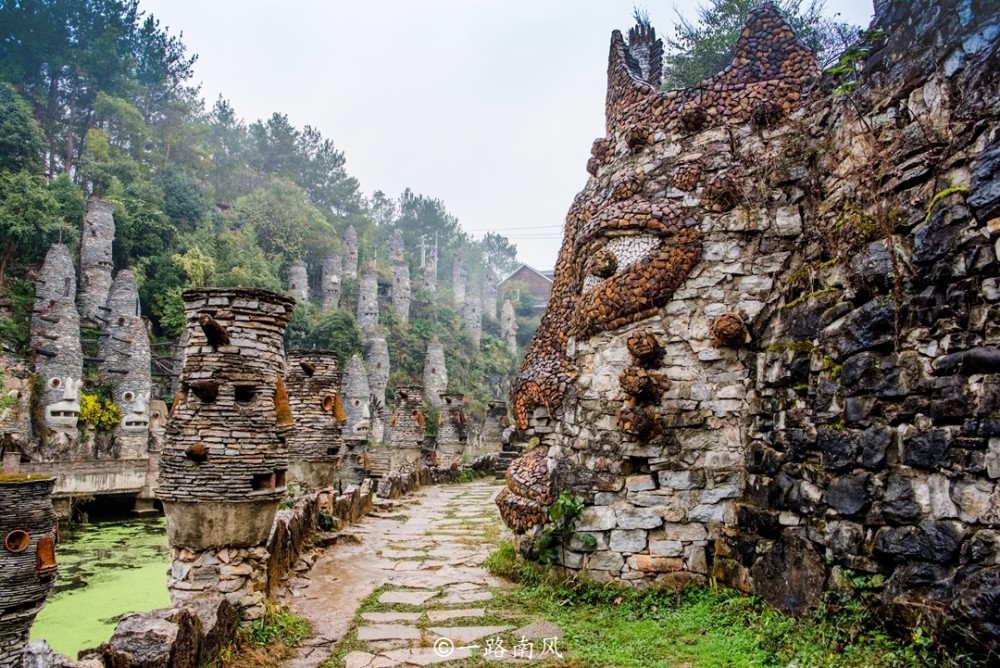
[[280, 480, 565, 667]]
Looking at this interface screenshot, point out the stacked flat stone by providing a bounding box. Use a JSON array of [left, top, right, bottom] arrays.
[[285, 350, 344, 490], [77, 199, 116, 322], [480, 401, 508, 454], [0, 475, 57, 668], [357, 268, 379, 334], [387, 386, 425, 471], [341, 354, 371, 442], [287, 260, 309, 303], [436, 393, 468, 466], [365, 335, 389, 408], [463, 290, 482, 348], [389, 230, 411, 323], [321, 254, 342, 311], [30, 244, 83, 441], [452, 252, 466, 306], [98, 270, 151, 459], [158, 288, 295, 550], [500, 300, 518, 354], [500, 3, 819, 585], [422, 343, 448, 409], [342, 225, 359, 279], [481, 272, 498, 320], [420, 258, 437, 292]]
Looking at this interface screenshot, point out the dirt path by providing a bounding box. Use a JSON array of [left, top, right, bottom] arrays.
[[281, 480, 563, 668]]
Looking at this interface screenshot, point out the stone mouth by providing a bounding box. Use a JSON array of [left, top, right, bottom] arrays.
[[121, 414, 150, 431]]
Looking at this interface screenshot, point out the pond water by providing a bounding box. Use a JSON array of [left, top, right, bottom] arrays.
[[31, 514, 171, 658]]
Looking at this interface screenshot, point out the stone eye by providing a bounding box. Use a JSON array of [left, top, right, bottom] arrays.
[[122, 391, 135, 402]]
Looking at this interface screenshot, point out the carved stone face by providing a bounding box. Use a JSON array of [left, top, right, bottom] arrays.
[[148, 400, 169, 433], [45, 377, 83, 429], [351, 396, 371, 435], [118, 388, 150, 433]]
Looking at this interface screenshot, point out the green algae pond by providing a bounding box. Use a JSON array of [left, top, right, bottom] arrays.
[[31, 514, 171, 658]]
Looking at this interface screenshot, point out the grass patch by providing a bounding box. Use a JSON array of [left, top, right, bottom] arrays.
[[482, 541, 977, 668], [214, 602, 310, 668]]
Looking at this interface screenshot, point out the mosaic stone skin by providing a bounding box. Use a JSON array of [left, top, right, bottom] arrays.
[[498, 3, 818, 534]]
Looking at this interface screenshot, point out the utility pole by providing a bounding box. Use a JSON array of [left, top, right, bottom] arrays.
[[419, 235, 427, 268], [433, 232, 439, 280]]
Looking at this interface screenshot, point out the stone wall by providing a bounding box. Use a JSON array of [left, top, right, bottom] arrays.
[[436, 393, 468, 466], [497, 0, 1000, 653], [387, 386, 425, 472], [285, 350, 344, 491]]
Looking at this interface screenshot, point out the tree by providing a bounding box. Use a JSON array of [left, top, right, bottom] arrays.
[[0, 82, 46, 173], [477, 232, 519, 277], [0, 171, 74, 279], [662, 0, 855, 89]]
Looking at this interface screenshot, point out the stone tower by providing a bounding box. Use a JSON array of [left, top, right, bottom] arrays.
[[422, 343, 448, 408], [285, 350, 344, 490], [479, 400, 508, 454], [436, 393, 467, 466], [357, 267, 379, 334], [321, 254, 342, 311], [98, 270, 151, 460], [501, 300, 518, 354], [420, 258, 437, 292], [389, 230, 411, 323], [482, 271, 498, 320], [342, 225, 359, 279], [287, 260, 309, 303], [387, 386, 424, 471], [364, 335, 390, 409], [30, 244, 83, 450], [77, 199, 115, 322], [341, 354, 371, 441], [0, 475, 58, 668], [452, 251, 466, 307], [463, 290, 482, 348], [158, 288, 295, 619]]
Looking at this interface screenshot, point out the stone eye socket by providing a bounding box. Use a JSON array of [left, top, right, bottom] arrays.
[[122, 391, 135, 402], [49, 378, 61, 389], [234, 386, 257, 404], [118, 317, 126, 326]]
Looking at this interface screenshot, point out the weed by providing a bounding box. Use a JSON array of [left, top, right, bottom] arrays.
[[213, 602, 310, 668]]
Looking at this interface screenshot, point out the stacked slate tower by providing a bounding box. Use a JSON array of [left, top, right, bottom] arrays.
[[287, 260, 310, 303], [342, 225, 359, 279], [357, 268, 379, 334], [77, 199, 116, 323], [364, 335, 390, 442], [285, 350, 344, 490], [501, 300, 518, 354], [387, 386, 425, 472], [389, 230, 411, 322], [98, 270, 151, 459], [436, 393, 467, 466], [321, 254, 342, 311], [0, 475, 58, 668], [452, 251, 466, 306], [422, 343, 448, 409], [157, 288, 295, 620]]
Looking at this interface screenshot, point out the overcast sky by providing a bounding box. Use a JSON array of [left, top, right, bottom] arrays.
[[138, 0, 876, 271]]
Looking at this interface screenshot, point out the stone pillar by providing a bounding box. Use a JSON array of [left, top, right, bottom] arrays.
[[436, 393, 467, 466], [480, 401, 508, 454], [463, 290, 482, 348], [501, 300, 518, 354], [342, 225, 358, 279], [482, 271, 498, 321], [30, 244, 83, 458], [357, 268, 379, 334], [0, 475, 58, 668], [452, 252, 466, 307], [77, 199, 115, 323], [285, 350, 344, 491], [321, 254, 342, 311], [422, 343, 448, 408], [98, 270, 151, 460], [341, 354, 371, 442], [287, 260, 309, 303], [157, 288, 294, 621], [364, 335, 389, 409], [136, 398, 168, 512], [420, 258, 437, 293], [387, 386, 424, 471], [389, 231, 411, 323]]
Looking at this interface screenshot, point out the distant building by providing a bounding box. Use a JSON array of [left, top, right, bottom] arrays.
[[499, 264, 553, 313]]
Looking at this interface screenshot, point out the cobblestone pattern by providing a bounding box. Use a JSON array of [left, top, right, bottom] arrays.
[[77, 199, 115, 322], [0, 476, 57, 668]]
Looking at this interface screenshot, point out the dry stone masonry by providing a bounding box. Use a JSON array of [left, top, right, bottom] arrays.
[[77, 199, 116, 323], [463, 290, 482, 348], [388, 386, 425, 472], [285, 350, 345, 491], [422, 343, 448, 409], [501, 300, 518, 354], [158, 287, 295, 619], [389, 230, 411, 323], [452, 251, 466, 307], [98, 270, 151, 460], [0, 475, 57, 668], [436, 393, 468, 466], [482, 271, 499, 321], [287, 260, 310, 303], [357, 267, 380, 335], [341, 354, 371, 442], [342, 225, 359, 279], [497, 0, 1000, 654], [321, 253, 342, 311]]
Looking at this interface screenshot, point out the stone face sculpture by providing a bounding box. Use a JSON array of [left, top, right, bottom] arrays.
[[341, 354, 371, 439], [497, 2, 818, 556]]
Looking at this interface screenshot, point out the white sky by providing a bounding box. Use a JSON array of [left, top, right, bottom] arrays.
[[138, 0, 875, 270]]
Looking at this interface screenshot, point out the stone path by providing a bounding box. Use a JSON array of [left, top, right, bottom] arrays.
[[280, 480, 565, 667]]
